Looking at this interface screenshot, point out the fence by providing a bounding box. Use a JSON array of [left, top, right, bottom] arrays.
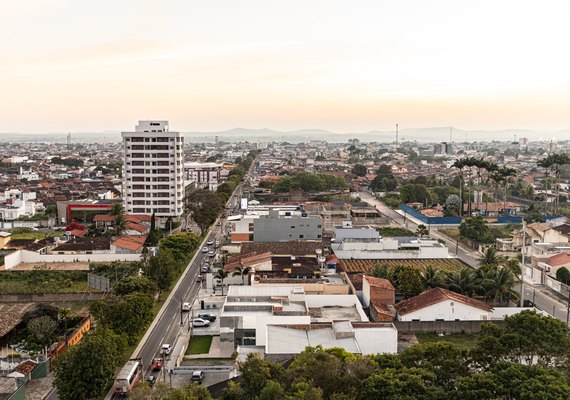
[[400, 204, 462, 225], [394, 320, 503, 334], [497, 216, 523, 224]]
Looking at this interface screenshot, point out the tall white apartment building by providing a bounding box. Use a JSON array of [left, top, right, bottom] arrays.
[[122, 121, 184, 217]]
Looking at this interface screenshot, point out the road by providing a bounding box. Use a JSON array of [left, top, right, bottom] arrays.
[[100, 186, 244, 399], [358, 191, 570, 326], [358, 192, 480, 267]]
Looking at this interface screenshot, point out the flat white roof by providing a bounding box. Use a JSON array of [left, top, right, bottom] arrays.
[[227, 285, 305, 297]]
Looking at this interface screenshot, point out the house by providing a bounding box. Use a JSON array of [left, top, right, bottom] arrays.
[[265, 321, 397, 361], [395, 287, 493, 321], [332, 237, 448, 260], [93, 214, 114, 229], [219, 286, 368, 349], [362, 275, 396, 322], [111, 235, 147, 254]]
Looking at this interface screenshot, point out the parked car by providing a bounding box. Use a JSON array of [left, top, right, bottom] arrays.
[[192, 318, 211, 327], [150, 358, 162, 371], [191, 370, 205, 383], [208, 251, 215, 258], [147, 375, 157, 386], [197, 313, 217, 322], [201, 265, 210, 273], [182, 302, 191, 312], [197, 275, 203, 282], [201, 247, 209, 253], [161, 344, 172, 355], [214, 241, 220, 248]]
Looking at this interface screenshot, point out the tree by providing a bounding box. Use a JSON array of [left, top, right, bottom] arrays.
[[27, 316, 58, 347], [395, 266, 424, 297], [370, 174, 397, 192], [159, 232, 201, 264], [421, 266, 446, 290], [481, 266, 519, 305], [114, 212, 128, 235], [479, 247, 500, 267], [400, 183, 432, 204], [150, 210, 156, 231], [445, 268, 481, 296], [223, 353, 284, 400], [359, 367, 443, 400], [474, 310, 570, 368], [444, 194, 462, 216], [184, 189, 225, 235], [146, 250, 178, 291], [556, 266, 570, 285], [415, 224, 429, 238], [54, 328, 126, 400], [110, 203, 124, 217], [376, 164, 393, 176], [90, 292, 154, 344], [459, 216, 493, 244], [233, 265, 251, 285], [215, 268, 229, 295], [351, 164, 367, 177], [115, 276, 158, 296]]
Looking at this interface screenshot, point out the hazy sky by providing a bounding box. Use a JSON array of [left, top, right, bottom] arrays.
[[2, 0, 570, 133]]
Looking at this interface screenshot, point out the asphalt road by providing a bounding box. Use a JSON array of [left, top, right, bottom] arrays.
[[102, 187, 243, 399], [358, 192, 480, 267]]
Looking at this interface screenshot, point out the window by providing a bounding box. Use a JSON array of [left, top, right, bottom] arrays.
[[299, 235, 304, 239]]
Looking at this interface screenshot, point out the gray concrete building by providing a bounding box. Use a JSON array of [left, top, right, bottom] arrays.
[[253, 209, 323, 242]]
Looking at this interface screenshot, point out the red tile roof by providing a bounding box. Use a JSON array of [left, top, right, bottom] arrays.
[[547, 252, 570, 267], [70, 229, 87, 237], [372, 302, 394, 317], [364, 275, 395, 291], [126, 222, 148, 233], [112, 235, 147, 251], [395, 287, 493, 316], [93, 214, 114, 222]]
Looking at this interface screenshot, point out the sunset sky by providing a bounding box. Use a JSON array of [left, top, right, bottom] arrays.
[[2, 0, 570, 133]]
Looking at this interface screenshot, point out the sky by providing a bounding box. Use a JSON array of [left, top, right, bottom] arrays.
[[1, 0, 570, 134]]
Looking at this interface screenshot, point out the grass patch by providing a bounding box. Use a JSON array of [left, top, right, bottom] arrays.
[[415, 332, 479, 351], [376, 227, 415, 237], [186, 336, 213, 355], [0, 270, 98, 294]]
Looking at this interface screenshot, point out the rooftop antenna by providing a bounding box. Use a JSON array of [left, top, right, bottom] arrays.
[[396, 123, 399, 144], [67, 132, 71, 150], [449, 126, 452, 142]]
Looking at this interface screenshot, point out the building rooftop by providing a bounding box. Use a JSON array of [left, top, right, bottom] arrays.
[[395, 287, 493, 316]]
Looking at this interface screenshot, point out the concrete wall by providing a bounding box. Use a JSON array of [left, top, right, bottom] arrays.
[[395, 320, 503, 334], [253, 214, 322, 242], [0, 292, 105, 302], [4, 249, 141, 269]]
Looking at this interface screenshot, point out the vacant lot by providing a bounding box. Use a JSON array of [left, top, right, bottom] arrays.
[[415, 332, 479, 351], [0, 270, 95, 294]]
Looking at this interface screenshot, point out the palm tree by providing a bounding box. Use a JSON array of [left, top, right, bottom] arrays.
[[421, 266, 445, 290], [214, 269, 229, 295], [114, 213, 128, 236], [446, 268, 481, 296], [479, 247, 501, 268], [233, 265, 251, 285], [482, 267, 519, 305], [110, 203, 125, 217]]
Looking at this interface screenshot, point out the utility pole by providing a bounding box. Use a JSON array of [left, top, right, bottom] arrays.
[[520, 220, 526, 307]]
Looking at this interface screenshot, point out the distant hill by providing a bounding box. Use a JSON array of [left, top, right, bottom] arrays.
[[0, 127, 567, 144]]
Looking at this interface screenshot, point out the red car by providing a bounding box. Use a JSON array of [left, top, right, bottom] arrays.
[[150, 358, 163, 371]]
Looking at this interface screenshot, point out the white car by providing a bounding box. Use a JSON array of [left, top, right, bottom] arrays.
[[201, 247, 209, 253], [192, 318, 211, 328], [208, 251, 215, 258], [161, 344, 172, 355], [206, 239, 214, 246], [182, 302, 191, 312]]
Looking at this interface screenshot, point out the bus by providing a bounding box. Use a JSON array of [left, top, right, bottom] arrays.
[[114, 359, 142, 396]]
